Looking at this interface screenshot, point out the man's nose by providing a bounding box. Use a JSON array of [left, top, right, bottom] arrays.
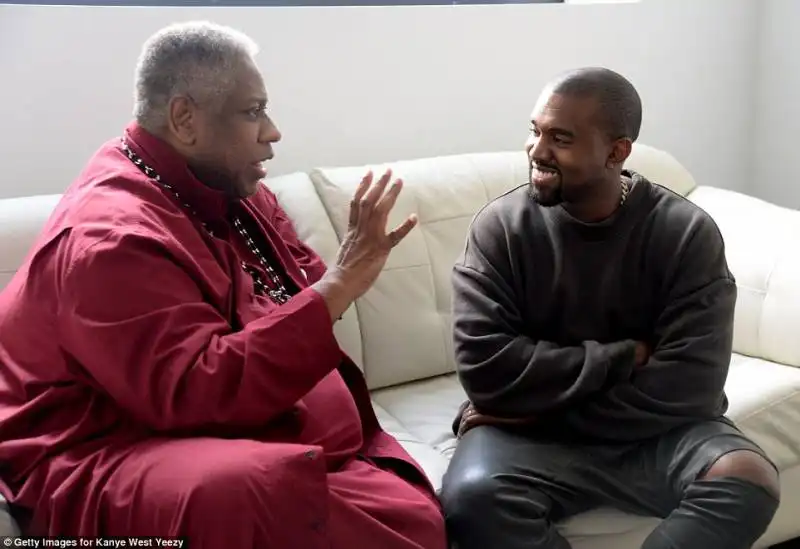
[[528, 135, 551, 164], [260, 117, 282, 144]]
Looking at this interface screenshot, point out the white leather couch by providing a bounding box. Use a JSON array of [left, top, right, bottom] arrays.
[[1, 144, 799, 548]]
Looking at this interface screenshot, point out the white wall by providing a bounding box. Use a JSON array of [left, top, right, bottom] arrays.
[[752, 0, 800, 210], [0, 0, 759, 200]]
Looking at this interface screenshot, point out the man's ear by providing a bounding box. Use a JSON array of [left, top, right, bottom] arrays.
[[606, 138, 633, 169], [166, 95, 197, 146]]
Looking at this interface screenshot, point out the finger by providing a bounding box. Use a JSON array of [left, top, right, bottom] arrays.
[[360, 169, 392, 211], [460, 414, 489, 436], [388, 214, 418, 247], [458, 417, 476, 438], [349, 171, 373, 228], [374, 177, 405, 220], [353, 171, 373, 202]]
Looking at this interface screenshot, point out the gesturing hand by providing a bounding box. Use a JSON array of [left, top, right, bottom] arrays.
[[313, 169, 418, 320], [334, 169, 417, 293]]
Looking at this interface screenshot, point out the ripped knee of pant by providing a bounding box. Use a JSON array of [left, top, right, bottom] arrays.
[[700, 449, 781, 500]]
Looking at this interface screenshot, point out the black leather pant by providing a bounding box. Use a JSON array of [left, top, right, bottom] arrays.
[[440, 420, 779, 549]]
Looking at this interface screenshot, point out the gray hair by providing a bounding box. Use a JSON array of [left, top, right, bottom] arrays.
[[133, 21, 259, 132]]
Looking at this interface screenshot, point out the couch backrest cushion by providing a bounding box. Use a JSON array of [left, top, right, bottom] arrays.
[[623, 144, 697, 197], [308, 143, 694, 390], [310, 151, 528, 389], [0, 193, 63, 290], [689, 187, 800, 368], [265, 172, 364, 368]]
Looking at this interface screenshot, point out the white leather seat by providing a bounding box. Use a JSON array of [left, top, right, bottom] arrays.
[[368, 353, 800, 548]]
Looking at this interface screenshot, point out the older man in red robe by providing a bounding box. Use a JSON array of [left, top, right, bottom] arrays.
[[0, 21, 447, 549]]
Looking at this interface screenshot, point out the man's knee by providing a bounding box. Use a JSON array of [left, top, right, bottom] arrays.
[[181, 454, 261, 512], [701, 449, 781, 501], [440, 467, 501, 522], [440, 466, 552, 524], [180, 441, 315, 512], [656, 450, 782, 548]]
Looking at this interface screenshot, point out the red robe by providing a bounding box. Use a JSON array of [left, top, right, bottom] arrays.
[[0, 122, 447, 549]]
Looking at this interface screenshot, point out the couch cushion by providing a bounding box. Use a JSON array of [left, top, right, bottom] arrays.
[[688, 186, 800, 368], [372, 374, 467, 485], [724, 355, 800, 470], [311, 151, 529, 390], [0, 193, 62, 291], [265, 173, 365, 368], [372, 353, 800, 546], [372, 399, 453, 492], [623, 144, 697, 197], [0, 496, 20, 537]]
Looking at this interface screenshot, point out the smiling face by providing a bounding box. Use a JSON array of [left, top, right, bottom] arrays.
[[168, 56, 281, 198], [524, 89, 616, 208]]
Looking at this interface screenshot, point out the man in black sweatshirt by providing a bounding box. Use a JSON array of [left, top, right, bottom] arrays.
[[440, 67, 781, 549]]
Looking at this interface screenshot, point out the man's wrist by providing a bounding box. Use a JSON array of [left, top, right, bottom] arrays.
[[312, 270, 358, 322]]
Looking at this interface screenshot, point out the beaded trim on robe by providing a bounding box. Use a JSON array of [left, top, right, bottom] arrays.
[[119, 138, 292, 305]]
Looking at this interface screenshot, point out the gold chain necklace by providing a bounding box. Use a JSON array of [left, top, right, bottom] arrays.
[[620, 178, 631, 206]]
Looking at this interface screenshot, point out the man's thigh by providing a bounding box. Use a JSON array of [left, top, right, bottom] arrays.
[[441, 426, 605, 521], [38, 437, 330, 545], [605, 418, 777, 518], [326, 458, 447, 549], [440, 420, 777, 524]]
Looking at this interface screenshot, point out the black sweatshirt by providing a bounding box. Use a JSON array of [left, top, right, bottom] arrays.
[[451, 171, 737, 442]]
